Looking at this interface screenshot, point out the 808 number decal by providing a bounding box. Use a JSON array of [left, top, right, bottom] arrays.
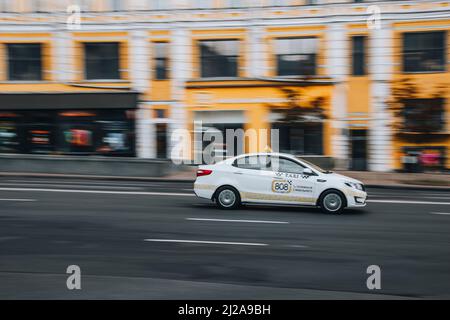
[[272, 180, 292, 193]]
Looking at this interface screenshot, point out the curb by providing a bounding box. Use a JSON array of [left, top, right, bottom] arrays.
[[364, 184, 450, 191], [0, 172, 194, 184], [0, 172, 449, 191]]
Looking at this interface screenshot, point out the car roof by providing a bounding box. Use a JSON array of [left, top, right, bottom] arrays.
[[231, 152, 298, 160]]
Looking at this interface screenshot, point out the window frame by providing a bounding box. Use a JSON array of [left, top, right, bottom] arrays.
[[83, 42, 121, 81], [274, 37, 319, 76], [109, 0, 124, 11], [190, 0, 215, 9], [7, 43, 43, 81], [232, 155, 266, 171], [153, 42, 169, 80], [224, 0, 247, 8], [199, 39, 240, 79], [402, 98, 446, 133], [271, 156, 308, 175], [149, 0, 170, 10], [402, 31, 447, 74], [351, 35, 367, 76]]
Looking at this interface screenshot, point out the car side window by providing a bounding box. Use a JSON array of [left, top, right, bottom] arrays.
[[233, 156, 261, 170], [271, 157, 305, 174]]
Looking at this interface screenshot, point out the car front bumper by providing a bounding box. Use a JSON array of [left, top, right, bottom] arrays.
[[345, 189, 368, 207]]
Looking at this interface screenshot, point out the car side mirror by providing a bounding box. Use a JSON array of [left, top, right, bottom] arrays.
[[302, 168, 314, 175]]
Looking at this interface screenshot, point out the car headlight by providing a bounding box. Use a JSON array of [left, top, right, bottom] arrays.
[[345, 182, 364, 191]]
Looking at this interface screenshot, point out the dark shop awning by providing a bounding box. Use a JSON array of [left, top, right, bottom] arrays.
[[0, 92, 139, 110]]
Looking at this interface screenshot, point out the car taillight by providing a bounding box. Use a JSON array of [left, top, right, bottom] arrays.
[[197, 169, 212, 177]]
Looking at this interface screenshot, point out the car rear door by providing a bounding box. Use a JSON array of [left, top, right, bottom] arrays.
[[231, 155, 275, 202]]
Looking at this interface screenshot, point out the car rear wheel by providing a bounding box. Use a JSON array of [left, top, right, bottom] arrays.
[[215, 186, 241, 210], [319, 190, 345, 214]]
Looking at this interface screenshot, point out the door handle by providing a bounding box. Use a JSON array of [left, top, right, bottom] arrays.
[[234, 171, 243, 175]]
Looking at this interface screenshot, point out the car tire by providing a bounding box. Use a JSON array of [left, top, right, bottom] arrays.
[[319, 190, 345, 214], [215, 186, 241, 210]]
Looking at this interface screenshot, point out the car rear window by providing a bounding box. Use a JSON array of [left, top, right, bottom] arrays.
[[233, 155, 271, 171]]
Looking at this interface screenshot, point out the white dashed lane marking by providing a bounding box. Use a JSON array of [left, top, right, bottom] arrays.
[[143, 239, 268, 246], [0, 198, 36, 202], [186, 218, 290, 224]]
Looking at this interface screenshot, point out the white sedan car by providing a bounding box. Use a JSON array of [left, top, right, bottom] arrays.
[[194, 153, 367, 214]]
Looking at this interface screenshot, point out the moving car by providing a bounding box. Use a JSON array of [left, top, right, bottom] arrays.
[[194, 153, 367, 214]]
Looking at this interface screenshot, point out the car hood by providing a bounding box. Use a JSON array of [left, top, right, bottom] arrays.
[[326, 172, 364, 185]]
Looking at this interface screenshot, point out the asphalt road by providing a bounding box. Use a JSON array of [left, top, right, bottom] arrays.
[[0, 176, 449, 299]]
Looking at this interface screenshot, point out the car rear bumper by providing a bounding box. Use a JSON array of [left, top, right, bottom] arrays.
[[193, 181, 216, 200]]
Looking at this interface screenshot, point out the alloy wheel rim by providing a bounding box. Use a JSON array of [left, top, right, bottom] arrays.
[[218, 190, 236, 207], [323, 193, 342, 212]]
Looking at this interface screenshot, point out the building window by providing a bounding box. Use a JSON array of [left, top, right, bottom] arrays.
[[154, 109, 166, 118], [156, 123, 168, 159], [149, 0, 170, 10], [403, 31, 446, 73], [272, 123, 323, 155], [7, 43, 42, 81], [269, 0, 291, 6], [224, 0, 247, 8], [199, 40, 239, 78], [109, 0, 123, 11], [0, 0, 5, 12], [191, 0, 214, 8], [275, 37, 318, 76], [0, 109, 136, 156], [403, 99, 445, 133], [154, 42, 169, 80], [80, 0, 93, 12], [30, 0, 42, 12], [351, 36, 367, 76], [84, 42, 120, 80]]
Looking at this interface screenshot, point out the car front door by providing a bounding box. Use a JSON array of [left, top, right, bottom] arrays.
[[270, 156, 317, 205]]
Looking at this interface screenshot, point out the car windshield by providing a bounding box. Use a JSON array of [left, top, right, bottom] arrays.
[[298, 158, 332, 174]]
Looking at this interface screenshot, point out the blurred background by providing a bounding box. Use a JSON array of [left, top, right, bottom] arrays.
[[1, 1, 450, 300], [0, 0, 448, 175]]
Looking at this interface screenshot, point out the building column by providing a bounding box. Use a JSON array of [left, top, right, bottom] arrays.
[[326, 22, 349, 169], [129, 30, 150, 92], [247, 25, 266, 78], [136, 108, 153, 158], [169, 26, 191, 162], [129, 30, 151, 158], [368, 22, 393, 172], [53, 30, 73, 82]]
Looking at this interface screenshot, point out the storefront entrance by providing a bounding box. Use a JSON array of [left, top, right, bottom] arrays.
[[0, 92, 138, 157], [193, 110, 245, 163], [350, 129, 368, 171], [272, 122, 323, 156]]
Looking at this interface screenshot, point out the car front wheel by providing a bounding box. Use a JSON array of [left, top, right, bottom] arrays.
[[215, 186, 241, 210], [319, 190, 345, 214]]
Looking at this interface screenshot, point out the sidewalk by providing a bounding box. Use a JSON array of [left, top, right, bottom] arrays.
[[164, 167, 450, 190], [0, 168, 448, 190], [335, 170, 450, 190]]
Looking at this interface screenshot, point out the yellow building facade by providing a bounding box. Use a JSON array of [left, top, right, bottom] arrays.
[[0, 0, 448, 171]]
